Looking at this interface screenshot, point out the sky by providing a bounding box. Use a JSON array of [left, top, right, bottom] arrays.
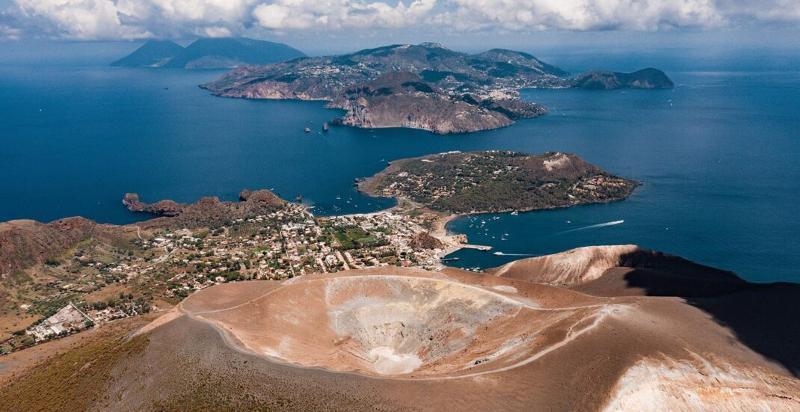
[[0, 0, 799, 57]]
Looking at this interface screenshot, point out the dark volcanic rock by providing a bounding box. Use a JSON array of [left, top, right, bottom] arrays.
[[123, 193, 184, 217], [125, 189, 286, 229]]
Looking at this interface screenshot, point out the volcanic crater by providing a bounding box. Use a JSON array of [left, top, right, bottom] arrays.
[[180, 270, 609, 378]]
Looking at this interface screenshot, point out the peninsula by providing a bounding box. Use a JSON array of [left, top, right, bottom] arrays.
[[358, 151, 638, 213], [201, 43, 673, 134]]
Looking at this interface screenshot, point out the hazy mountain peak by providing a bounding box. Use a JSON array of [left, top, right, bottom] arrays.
[[110, 39, 184, 68], [112, 37, 305, 69]]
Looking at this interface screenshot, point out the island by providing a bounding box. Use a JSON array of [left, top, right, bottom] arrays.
[[573, 68, 675, 90], [201, 43, 673, 134], [111, 37, 305, 69], [358, 150, 638, 214]]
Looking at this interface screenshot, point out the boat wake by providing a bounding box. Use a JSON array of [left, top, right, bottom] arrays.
[[493, 252, 536, 257], [558, 220, 624, 234]]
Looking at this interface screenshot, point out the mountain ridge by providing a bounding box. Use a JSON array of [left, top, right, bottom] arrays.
[[111, 37, 305, 69]]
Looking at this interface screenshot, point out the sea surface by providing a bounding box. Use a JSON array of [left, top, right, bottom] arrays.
[[1, 59, 799, 282]]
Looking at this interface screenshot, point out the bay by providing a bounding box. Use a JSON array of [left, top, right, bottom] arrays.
[[1, 63, 798, 282]]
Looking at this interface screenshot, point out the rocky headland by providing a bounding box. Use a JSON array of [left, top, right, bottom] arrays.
[[328, 72, 546, 134], [123, 189, 286, 229]]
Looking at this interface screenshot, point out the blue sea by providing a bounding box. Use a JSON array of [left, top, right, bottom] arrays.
[[1, 48, 798, 282]]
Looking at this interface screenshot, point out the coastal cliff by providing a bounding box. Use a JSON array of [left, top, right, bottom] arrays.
[[329, 72, 545, 134], [123, 189, 285, 229]]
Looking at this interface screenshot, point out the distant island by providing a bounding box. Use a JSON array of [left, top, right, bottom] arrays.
[[573, 68, 675, 90], [111, 37, 305, 69], [358, 151, 638, 213], [202, 43, 673, 133]]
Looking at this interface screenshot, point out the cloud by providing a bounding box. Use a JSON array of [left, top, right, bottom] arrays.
[[435, 0, 727, 31], [145, 0, 255, 24], [11, 0, 256, 39], [252, 0, 436, 30], [0, 23, 21, 39], [4, 0, 800, 40], [718, 0, 800, 23], [14, 0, 151, 39]]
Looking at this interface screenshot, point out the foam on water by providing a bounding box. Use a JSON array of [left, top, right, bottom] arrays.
[[557, 220, 625, 234]]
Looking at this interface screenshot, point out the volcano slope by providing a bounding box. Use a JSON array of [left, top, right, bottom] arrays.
[[5, 261, 797, 411]]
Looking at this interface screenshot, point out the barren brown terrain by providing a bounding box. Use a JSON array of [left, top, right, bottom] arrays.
[[3, 256, 796, 411], [1, 186, 798, 410]]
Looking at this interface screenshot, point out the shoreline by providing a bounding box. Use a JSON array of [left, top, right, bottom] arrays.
[[206, 89, 539, 135], [331, 203, 492, 267], [348, 185, 639, 269]]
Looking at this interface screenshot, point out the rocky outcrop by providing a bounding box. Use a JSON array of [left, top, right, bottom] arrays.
[[123, 193, 184, 217], [410, 232, 445, 251], [125, 189, 286, 229]]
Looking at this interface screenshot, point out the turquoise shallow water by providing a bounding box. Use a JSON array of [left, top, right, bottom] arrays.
[[1, 64, 798, 282]]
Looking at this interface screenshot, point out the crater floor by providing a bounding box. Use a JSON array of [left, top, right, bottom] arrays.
[[180, 269, 612, 378]]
